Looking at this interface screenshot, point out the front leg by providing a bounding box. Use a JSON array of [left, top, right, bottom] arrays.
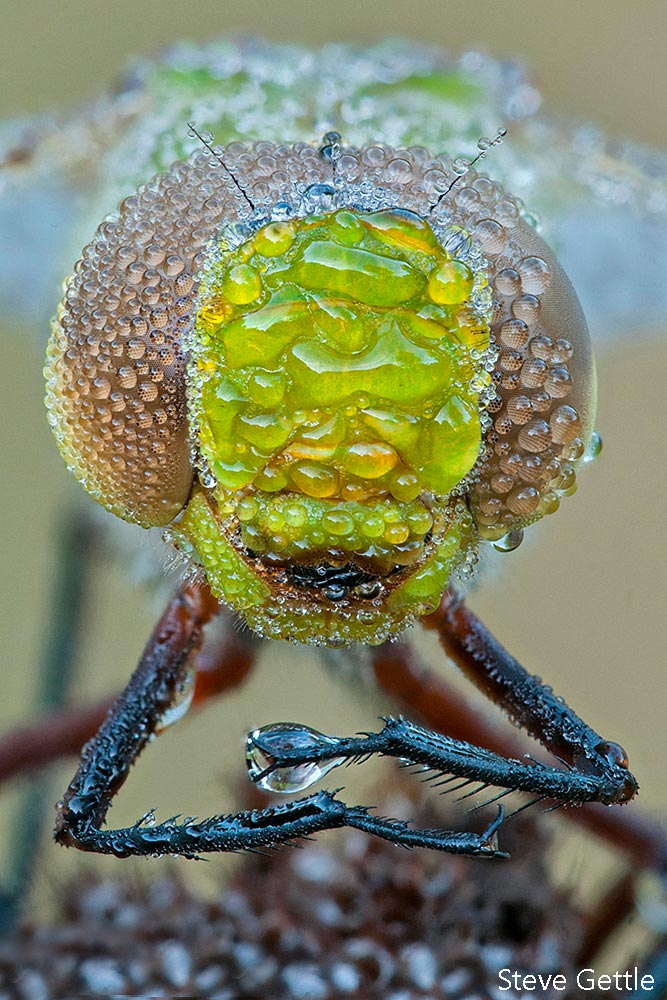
[[247, 712, 635, 813], [427, 589, 639, 806], [55, 580, 507, 859], [247, 590, 638, 820]]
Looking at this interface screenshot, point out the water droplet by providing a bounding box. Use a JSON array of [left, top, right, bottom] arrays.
[[199, 468, 217, 489], [319, 132, 342, 162], [155, 665, 195, 734], [584, 430, 603, 463], [303, 183, 336, 211], [271, 201, 293, 221], [245, 723, 344, 793], [492, 529, 524, 553], [443, 226, 472, 256], [136, 809, 157, 828], [595, 740, 628, 769]]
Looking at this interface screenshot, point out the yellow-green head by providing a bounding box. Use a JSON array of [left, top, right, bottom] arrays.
[[174, 208, 490, 643]]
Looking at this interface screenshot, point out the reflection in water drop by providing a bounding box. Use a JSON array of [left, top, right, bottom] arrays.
[[492, 528, 524, 553], [155, 665, 195, 735], [584, 430, 603, 463], [199, 469, 217, 489], [594, 739, 629, 769], [443, 226, 472, 256], [245, 722, 344, 793]]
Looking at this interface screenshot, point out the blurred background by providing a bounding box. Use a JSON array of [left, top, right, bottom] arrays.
[[0, 0, 665, 963]]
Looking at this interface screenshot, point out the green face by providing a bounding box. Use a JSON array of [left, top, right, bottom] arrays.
[[172, 207, 490, 644]]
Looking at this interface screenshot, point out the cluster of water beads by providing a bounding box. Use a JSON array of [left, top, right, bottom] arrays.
[[469, 239, 594, 538], [430, 126, 508, 211], [188, 204, 492, 587], [245, 723, 344, 793], [237, 493, 434, 573], [44, 130, 533, 529], [16, 35, 665, 348]]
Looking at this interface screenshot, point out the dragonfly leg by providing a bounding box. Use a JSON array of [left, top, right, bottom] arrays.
[[54, 580, 506, 858], [425, 589, 637, 799], [247, 590, 642, 860]]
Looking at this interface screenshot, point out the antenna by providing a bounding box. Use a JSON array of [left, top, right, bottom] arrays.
[[429, 127, 507, 215], [188, 122, 256, 212]]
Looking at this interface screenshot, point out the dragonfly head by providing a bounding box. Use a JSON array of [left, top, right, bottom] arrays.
[[45, 140, 596, 645]]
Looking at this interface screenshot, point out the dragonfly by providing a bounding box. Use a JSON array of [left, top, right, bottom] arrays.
[[1, 39, 666, 934]]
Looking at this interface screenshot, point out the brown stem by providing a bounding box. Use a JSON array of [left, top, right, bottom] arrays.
[[0, 590, 257, 787], [0, 700, 112, 785], [575, 870, 636, 964]]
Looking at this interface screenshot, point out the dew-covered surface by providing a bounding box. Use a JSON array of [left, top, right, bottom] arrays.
[[44, 127, 595, 644], [1, 24, 666, 990], [1, 36, 666, 335]]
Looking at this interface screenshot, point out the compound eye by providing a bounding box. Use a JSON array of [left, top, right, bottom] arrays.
[[470, 220, 596, 540], [44, 177, 217, 527]]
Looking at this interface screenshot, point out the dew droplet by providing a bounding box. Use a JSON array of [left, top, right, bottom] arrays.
[[595, 740, 628, 769], [443, 226, 472, 256], [245, 723, 344, 793], [492, 528, 524, 552], [271, 201, 293, 221], [584, 430, 603, 463], [155, 665, 195, 735], [199, 469, 217, 489]]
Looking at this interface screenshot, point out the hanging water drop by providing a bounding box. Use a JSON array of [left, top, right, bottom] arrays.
[[584, 430, 603, 463], [245, 722, 344, 793], [492, 528, 524, 553], [155, 664, 196, 735]]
